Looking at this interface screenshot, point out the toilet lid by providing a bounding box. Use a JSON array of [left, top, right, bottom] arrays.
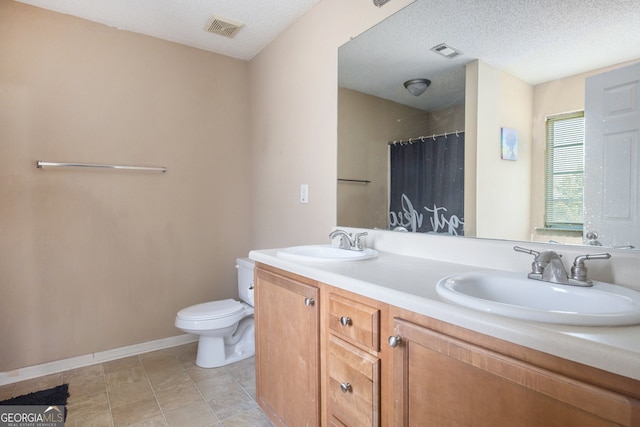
[[177, 299, 244, 321]]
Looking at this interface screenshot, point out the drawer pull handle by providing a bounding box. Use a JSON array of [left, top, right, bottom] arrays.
[[388, 335, 402, 348], [339, 316, 352, 326], [340, 382, 352, 393], [304, 297, 315, 307]]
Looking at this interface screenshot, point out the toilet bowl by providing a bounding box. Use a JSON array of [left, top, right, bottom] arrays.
[[175, 257, 255, 368]]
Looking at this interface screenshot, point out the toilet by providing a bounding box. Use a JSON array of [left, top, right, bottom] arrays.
[[175, 257, 255, 368]]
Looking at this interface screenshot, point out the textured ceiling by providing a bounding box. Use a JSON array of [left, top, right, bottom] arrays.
[[339, 0, 640, 111], [14, 0, 322, 60], [14, 0, 640, 112]]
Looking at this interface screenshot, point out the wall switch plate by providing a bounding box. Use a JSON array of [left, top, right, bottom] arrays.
[[300, 184, 309, 203]]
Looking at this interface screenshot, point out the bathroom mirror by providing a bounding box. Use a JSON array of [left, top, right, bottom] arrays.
[[337, 0, 640, 249]]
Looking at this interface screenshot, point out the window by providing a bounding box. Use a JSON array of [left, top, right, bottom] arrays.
[[544, 111, 584, 230]]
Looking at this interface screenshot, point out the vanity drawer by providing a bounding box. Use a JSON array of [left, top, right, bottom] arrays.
[[328, 335, 380, 427], [329, 293, 380, 351]]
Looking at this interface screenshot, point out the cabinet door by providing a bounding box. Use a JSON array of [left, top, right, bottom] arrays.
[[255, 267, 320, 427], [390, 318, 633, 427]]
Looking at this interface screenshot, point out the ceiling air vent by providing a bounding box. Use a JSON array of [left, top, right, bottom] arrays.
[[205, 16, 244, 38], [431, 43, 463, 59]]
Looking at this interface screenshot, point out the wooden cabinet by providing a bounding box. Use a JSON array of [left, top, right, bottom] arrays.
[[254, 264, 320, 427], [255, 267, 386, 427], [325, 291, 383, 427], [389, 309, 640, 426], [254, 263, 640, 427]]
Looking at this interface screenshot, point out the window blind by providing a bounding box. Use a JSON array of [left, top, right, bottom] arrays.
[[544, 111, 585, 229]]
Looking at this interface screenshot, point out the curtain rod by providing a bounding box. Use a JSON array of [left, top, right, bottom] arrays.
[[36, 161, 167, 173], [388, 130, 465, 145]]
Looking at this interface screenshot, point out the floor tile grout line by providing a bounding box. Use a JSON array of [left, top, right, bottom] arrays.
[[64, 363, 114, 427], [216, 363, 261, 423], [174, 347, 224, 425], [190, 365, 223, 425], [103, 367, 116, 427], [138, 353, 174, 427]]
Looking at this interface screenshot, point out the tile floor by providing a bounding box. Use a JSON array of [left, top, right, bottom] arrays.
[[0, 343, 273, 426]]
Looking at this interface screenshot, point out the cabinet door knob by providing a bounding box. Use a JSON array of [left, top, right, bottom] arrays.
[[340, 382, 352, 393], [304, 297, 315, 306], [339, 316, 352, 326], [388, 335, 402, 348]]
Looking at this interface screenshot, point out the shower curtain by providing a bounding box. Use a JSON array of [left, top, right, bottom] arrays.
[[389, 132, 465, 234]]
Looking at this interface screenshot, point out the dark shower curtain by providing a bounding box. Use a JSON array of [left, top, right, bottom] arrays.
[[389, 132, 465, 234]]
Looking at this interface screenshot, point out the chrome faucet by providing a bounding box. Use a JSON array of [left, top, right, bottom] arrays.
[[514, 246, 611, 287], [329, 230, 368, 251], [539, 251, 570, 284]]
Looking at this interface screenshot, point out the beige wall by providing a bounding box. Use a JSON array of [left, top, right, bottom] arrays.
[[0, 1, 251, 370], [1, 0, 412, 372], [463, 61, 480, 236], [465, 61, 533, 241], [248, 0, 413, 249]]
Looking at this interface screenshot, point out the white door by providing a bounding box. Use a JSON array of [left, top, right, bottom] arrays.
[[584, 61, 640, 248]]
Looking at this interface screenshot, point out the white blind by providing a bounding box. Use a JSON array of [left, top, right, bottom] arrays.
[[544, 112, 584, 229]]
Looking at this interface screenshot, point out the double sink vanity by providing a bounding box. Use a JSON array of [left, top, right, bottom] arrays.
[[250, 229, 640, 426]]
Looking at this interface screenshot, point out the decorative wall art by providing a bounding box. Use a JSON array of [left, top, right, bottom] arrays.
[[501, 127, 518, 161]]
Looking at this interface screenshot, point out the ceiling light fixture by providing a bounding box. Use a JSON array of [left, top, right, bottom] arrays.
[[373, 0, 391, 7], [404, 79, 431, 96]]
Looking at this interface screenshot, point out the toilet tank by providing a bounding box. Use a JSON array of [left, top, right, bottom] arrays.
[[236, 257, 255, 306]]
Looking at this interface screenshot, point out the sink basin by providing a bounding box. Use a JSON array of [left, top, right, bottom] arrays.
[[436, 271, 640, 326], [277, 244, 378, 263]]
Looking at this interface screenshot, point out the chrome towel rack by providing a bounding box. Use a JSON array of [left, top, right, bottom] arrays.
[[36, 161, 166, 173], [338, 178, 370, 184]]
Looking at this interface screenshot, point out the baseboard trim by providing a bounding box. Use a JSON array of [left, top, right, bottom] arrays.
[[0, 334, 198, 386]]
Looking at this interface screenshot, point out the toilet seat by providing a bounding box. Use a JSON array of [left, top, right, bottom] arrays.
[[174, 257, 256, 368], [176, 299, 243, 321]]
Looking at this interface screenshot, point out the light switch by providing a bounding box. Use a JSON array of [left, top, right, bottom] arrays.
[[300, 184, 309, 203]]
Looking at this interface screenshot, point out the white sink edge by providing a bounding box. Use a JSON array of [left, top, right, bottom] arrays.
[[276, 244, 379, 263], [436, 271, 640, 327]]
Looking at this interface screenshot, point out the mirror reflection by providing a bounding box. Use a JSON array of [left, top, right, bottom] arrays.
[[337, 0, 640, 249]]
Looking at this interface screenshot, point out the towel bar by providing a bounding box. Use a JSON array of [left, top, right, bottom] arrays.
[[36, 161, 166, 173]]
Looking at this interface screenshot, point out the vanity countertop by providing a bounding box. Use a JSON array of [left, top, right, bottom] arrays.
[[250, 248, 640, 381]]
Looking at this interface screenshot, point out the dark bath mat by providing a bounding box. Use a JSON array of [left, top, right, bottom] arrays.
[[0, 383, 69, 420]]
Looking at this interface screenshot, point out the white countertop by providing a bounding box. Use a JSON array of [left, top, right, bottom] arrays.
[[250, 248, 640, 381]]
